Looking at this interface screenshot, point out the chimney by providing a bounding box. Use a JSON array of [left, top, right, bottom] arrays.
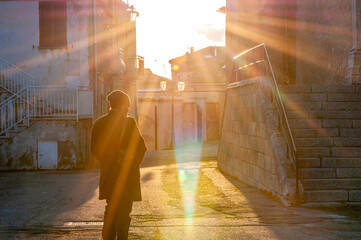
[[190, 47, 194, 53]]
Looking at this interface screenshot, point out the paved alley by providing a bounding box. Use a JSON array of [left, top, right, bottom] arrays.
[[0, 142, 361, 239]]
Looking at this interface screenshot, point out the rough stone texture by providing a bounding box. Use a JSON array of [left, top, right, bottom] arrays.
[[297, 147, 331, 158], [298, 158, 321, 168], [337, 168, 361, 178], [218, 77, 298, 206], [292, 129, 339, 138], [0, 120, 92, 170], [322, 158, 361, 168], [333, 138, 361, 147], [322, 120, 353, 128], [349, 190, 361, 201], [299, 168, 336, 179], [295, 138, 333, 147], [327, 94, 361, 102], [302, 179, 361, 190], [304, 190, 348, 202], [282, 85, 361, 204], [288, 119, 322, 129]]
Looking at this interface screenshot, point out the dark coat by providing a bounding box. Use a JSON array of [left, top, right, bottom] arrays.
[[91, 110, 147, 202]]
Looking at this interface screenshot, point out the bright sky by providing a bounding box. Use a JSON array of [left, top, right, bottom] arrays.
[[131, 0, 226, 78]]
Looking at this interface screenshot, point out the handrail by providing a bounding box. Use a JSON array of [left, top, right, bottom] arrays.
[[0, 87, 32, 108], [0, 57, 35, 104], [0, 57, 35, 80], [231, 43, 299, 202], [263, 44, 297, 155], [0, 90, 29, 135], [232, 44, 297, 156]]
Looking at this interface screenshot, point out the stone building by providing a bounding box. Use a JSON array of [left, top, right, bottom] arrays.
[[218, 0, 361, 206], [137, 46, 226, 150], [0, 0, 142, 170]]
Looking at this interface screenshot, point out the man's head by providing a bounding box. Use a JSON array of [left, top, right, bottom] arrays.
[[107, 90, 130, 112]]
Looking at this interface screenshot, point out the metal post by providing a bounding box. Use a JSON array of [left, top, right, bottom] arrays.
[[27, 87, 30, 127], [295, 152, 300, 205], [169, 91, 175, 150], [76, 88, 79, 122], [155, 105, 158, 151]]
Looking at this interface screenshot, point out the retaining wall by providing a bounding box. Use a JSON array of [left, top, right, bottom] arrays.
[[218, 77, 299, 205]]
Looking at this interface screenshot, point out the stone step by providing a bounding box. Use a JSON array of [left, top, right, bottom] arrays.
[[292, 128, 339, 138], [297, 148, 331, 158], [333, 138, 361, 147], [294, 138, 361, 147], [295, 138, 333, 147], [283, 92, 361, 103], [298, 158, 321, 168], [282, 93, 327, 102], [299, 167, 361, 179], [298, 158, 361, 168], [308, 110, 361, 119], [322, 102, 361, 111], [284, 102, 322, 111], [302, 179, 361, 190], [287, 110, 361, 119], [285, 102, 361, 111], [303, 190, 348, 202], [297, 147, 361, 158], [288, 119, 322, 129], [321, 158, 361, 168], [279, 85, 358, 94], [299, 168, 335, 179], [0, 131, 10, 139], [288, 119, 361, 129]]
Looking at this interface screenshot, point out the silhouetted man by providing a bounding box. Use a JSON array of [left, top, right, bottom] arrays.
[[91, 90, 147, 240]]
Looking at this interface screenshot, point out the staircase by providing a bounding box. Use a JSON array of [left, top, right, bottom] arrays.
[[0, 57, 34, 136], [0, 57, 80, 140], [281, 85, 361, 206]]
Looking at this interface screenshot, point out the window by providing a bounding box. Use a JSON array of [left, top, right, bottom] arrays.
[[39, 1, 67, 48]]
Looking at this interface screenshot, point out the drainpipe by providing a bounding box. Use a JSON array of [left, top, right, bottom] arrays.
[[92, 0, 98, 121]]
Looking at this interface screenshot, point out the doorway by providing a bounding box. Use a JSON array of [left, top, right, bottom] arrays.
[[38, 141, 58, 169]]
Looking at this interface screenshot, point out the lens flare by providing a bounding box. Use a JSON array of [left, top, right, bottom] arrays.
[[174, 142, 203, 228]]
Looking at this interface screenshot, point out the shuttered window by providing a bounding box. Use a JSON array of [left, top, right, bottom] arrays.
[[39, 1, 67, 48]]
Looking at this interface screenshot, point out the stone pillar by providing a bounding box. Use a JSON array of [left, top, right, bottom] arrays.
[[347, 0, 361, 84]]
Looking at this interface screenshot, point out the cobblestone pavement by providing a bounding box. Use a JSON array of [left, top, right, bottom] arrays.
[[0, 142, 361, 239]]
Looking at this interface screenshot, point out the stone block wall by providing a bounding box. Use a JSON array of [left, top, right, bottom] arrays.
[[280, 85, 361, 205], [218, 77, 298, 205]]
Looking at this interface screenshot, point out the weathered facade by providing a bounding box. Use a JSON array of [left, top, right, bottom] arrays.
[[219, 0, 361, 206], [137, 47, 226, 151], [225, 0, 354, 85], [0, 0, 141, 170]]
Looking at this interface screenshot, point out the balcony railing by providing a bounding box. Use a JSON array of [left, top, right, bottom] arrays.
[[30, 86, 79, 121], [126, 55, 144, 78]]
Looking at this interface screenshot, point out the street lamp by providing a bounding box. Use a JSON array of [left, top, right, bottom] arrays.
[[160, 80, 185, 149], [127, 5, 139, 22]]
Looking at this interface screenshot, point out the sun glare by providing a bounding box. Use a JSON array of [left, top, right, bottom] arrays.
[[134, 0, 225, 77]]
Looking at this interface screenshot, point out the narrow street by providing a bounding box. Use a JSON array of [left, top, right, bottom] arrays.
[[0, 142, 360, 239]]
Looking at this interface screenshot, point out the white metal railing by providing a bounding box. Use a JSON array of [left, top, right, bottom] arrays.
[[30, 86, 79, 121], [0, 88, 30, 135], [0, 57, 35, 96], [0, 58, 81, 137]]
